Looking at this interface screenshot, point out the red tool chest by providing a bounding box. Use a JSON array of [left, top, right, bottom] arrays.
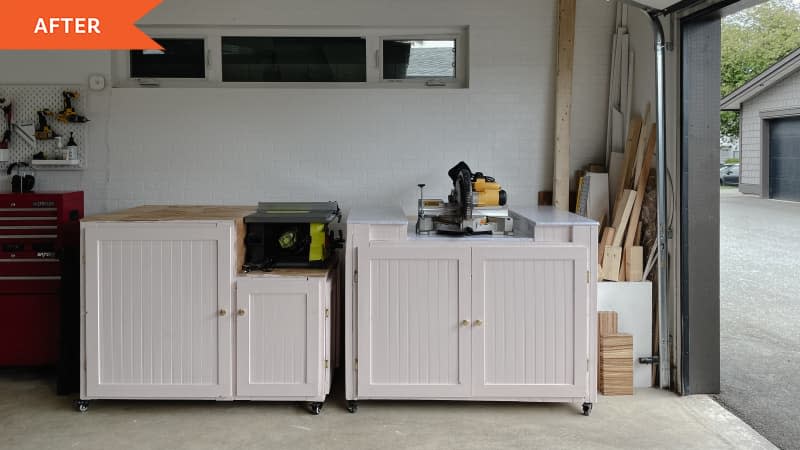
[[0, 192, 83, 366]]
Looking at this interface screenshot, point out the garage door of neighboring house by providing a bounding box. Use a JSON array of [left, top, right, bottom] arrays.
[[769, 117, 800, 201]]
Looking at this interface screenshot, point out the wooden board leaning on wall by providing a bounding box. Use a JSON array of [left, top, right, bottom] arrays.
[[600, 108, 656, 283]]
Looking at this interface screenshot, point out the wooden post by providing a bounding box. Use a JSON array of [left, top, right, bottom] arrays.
[[553, 0, 576, 211]]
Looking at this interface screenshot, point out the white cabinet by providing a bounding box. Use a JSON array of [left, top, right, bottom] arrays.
[[472, 247, 587, 399], [82, 222, 233, 399], [80, 208, 337, 412], [236, 276, 332, 401], [356, 247, 471, 398], [345, 207, 597, 413]]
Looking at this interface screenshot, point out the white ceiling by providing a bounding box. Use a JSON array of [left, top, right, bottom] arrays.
[[635, 0, 684, 7], [622, 0, 687, 10]]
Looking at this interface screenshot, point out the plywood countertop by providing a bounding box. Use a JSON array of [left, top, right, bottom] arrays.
[[83, 205, 256, 222]]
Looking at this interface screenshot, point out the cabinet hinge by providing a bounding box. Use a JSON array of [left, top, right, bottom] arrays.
[[325, 308, 330, 318], [354, 270, 358, 283], [324, 359, 329, 369], [587, 358, 590, 372], [354, 358, 358, 370], [587, 271, 590, 283]]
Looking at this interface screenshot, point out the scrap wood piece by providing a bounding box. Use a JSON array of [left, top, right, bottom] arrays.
[[611, 189, 636, 247], [624, 124, 657, 251], [601, 246, 623, 281], [634, 103, 652, 186], [612, 116, 642, 216], [608, 152, 624, 212], [598, 311, 619, 336], [626, 246, 644, 282], [553, 0, 576, 211], [599, 226, 615, 264]]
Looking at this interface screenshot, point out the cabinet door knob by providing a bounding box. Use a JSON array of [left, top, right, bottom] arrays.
[[461, 319, 470, 327], [474, 319, 483, 327], [218, 309, 227, 317], [238, 309, 246, 317]]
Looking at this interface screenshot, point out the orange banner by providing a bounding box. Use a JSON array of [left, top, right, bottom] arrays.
[[2, 0, 162, 50]]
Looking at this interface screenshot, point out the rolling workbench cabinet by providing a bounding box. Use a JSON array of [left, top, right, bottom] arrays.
[[78, 206, 338, 414], [343, 207, 598, 415]]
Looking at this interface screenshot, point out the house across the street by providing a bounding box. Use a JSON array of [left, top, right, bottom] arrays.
[[721, 47, 800, 201]]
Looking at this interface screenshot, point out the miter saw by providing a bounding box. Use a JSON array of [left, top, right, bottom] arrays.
[[416, 161, 514, 235]]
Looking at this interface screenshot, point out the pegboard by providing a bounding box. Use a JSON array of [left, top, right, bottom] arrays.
[[0, 85, 88, 170]]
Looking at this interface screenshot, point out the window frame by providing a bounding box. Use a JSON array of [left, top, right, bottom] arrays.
[[112, 26, 468, 89], [219, 34, 369, 85], [114, 32, 212, 87], [129, 37, 208, 80], [378, 33, 465, 88]]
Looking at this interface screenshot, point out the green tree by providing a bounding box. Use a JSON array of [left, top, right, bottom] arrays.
[[721, 0, 800, 138]]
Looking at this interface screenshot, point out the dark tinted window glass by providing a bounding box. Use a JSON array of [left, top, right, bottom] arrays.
[[222, 37, 366, 82], [130, 38, 205, 78], [383, 39, 455, 79]]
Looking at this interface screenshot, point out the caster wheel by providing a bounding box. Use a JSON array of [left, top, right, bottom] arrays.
[[346, 400, 358, 414], [581, 402, 593, 416], [73, 400, 90, 413], [309, 402, 323, 415]]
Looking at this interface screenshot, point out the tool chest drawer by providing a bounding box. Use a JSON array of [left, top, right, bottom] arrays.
[[0, 258, 61, 277], [0, 192, 83, 367], [0, 293, 61, 366]]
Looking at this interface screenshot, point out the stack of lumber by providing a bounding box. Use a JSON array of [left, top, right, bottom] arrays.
[[600, 105, 657, 282], [598, 311, 634, 396]]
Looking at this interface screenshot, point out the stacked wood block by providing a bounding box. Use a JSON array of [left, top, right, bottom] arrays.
[[598, 311, 634, 396]]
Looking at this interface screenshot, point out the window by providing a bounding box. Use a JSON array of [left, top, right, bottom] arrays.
[[116, 27, 468, 88], [221, 37, 366, 82], [130, 38, 206, 79], [383, 39, 456, 81]]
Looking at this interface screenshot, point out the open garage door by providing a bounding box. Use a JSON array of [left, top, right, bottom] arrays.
[[769, 117, 800, 201]]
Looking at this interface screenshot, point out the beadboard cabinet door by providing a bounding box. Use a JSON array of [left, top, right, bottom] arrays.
[[471, 246, 588, 398], [357, 247, 471, 398], [83, 223, 233, 399], [235, 278, 324, 399]]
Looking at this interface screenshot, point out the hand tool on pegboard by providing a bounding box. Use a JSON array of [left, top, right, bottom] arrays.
[[0, 97, 11, 149], [35, 109, 57, 140], [57, 91, 89, 123]]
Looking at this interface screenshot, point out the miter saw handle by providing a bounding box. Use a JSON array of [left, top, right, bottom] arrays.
[[447, 161, 472, 182]]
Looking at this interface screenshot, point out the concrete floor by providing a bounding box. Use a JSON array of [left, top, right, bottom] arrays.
[[0, 369, 774, 450], [719, 189, 800, 450]]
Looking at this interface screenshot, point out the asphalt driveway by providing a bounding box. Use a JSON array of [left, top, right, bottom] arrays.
[[718, 188, 800, 450]]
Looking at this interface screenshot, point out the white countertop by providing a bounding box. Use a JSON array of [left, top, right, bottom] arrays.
[[405, 223, 534, 242], [346, 206, 408, 225], [512, 206, 599, 226], [346, 205, 596, 232]]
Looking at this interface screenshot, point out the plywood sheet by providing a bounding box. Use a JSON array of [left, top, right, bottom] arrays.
[[84, 205, 256, 222]]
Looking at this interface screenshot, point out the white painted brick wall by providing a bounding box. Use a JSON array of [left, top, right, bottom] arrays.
[[740, 71, 800, 188], [0, 0, 616, 216]]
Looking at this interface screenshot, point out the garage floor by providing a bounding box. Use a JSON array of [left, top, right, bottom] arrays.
[[719, 188, 800, 449], [1, 369, 773, 450]]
